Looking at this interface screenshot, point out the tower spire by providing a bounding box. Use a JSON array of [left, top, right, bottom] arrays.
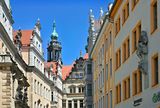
[[51, 20, 58, 40], [80, 50, 82, 57]]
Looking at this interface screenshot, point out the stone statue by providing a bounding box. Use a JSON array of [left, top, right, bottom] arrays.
[[15, 29, 22, 52], [136, 31, 148, 74], [23, 87, 28, 104], [15, 82, 23, 101]]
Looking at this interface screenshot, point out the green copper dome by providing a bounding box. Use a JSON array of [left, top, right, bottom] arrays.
[[51, 20, 58, 40]]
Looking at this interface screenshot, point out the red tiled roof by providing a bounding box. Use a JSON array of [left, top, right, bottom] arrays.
[[62, 65, 72, 80], [83, 53, 88, 59], [62, 53, 88, 80], [13, 30, 33, 46], [44, 62, 58, 74]]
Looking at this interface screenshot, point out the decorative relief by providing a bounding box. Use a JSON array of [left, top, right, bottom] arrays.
[[136, 31, 148, 74]]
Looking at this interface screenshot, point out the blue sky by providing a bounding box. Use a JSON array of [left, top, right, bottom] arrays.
[[11, 0, 113, 65]]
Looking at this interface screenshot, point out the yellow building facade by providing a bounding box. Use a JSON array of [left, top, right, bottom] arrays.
[[91, 0, 160, 108]]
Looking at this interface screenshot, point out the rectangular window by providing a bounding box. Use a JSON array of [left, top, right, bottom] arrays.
[[110, 90, 112, 108], [122, 42, 127, 62], [122, 1, 129, 24], [110, 59, 112, 76], [152, 54, 159, 86], [68, 101, 72, 108], [132, 70, 142, 96], [123, 77, 130, 100], [109, 31, 112, 44], [62, 100, 66, 108], [74, 100, 77, 108], [106, 39, 109, 52], [151, 0, 158, 33], [132, 22, 141, 53], [106, 94, 108, 108], [116, 49, 121, 69], [87, 64, 92, 74], [87, 84, 92, 96], [80, 100, 83, 108], [116, 84, 121, 104], [106, 64, 108, 81], [115, 16, 121, 36], [123, 37, 130, 62], [127, 38, 130, 58]]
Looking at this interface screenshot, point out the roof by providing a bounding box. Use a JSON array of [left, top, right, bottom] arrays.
[[62, 53, 88, 80], [13, 30, 33, 46], [62, 65, 72, 80], [83, 53, 88, 59], [44, 62, 58, 74]]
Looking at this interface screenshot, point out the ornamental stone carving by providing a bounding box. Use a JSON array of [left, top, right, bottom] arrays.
[[15, 80, 23, 101], [136, 31, 148, 74]]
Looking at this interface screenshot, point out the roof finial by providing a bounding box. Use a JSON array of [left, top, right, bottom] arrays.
[[35, 18, 41, 30], [100, 7, 104, 18]]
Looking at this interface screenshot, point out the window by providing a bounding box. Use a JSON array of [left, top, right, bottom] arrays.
[[122, 37, 130, 62], [132, 70, 142, 96], [87, 64, 92, 74], [87, 84, 92, 96], [151, 0, 158, 33], [62, 100, 66, 108], [132, 0, 139, 10], [123, 77, 130, 100], [109, 31, 112, 44], [105, 38, 109, 51], [40, 84, 42, 95], [110, 59, 112, 76], [80, 100, 83, 108], [132, 22, 141, 53], [106, 94, 108, 108], [74, 100, 77, 108], [110, 90, 112, 108], [116, 49, 121, 69], [122, 1, 129, 24], [106, 64, 108, 81], [68, 100, 72, 108], [115, 16, 121, 35], [70, 88, 72, 93], [152, 54, 159, 86], [116, 84, 121, 104], [34, 80, 36, 93], [51, 92, 53, 102]]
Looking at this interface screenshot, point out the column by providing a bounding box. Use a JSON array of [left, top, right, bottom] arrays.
[[72, 100, 74, 108], [77, 100, 80, 108], [66, 100, 68, 108]]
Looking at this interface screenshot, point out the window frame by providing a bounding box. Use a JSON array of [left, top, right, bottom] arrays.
[[151, 53, 159, 87], [150, 0, 158, 34], [132, 21, 141, 53]]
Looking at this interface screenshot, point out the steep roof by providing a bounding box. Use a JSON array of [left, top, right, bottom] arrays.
[[62, 53, 88, 80], [62, 65, 72, 80], [13, 30, 33, 46]]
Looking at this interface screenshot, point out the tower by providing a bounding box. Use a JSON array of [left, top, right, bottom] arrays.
[[47, 21, 62, 62]]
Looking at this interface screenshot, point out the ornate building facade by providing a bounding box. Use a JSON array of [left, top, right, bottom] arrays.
[[84, 8, 104, 108], [0, 0, 29, 108], [45, 21, 63, 108], [0, 1, 63, 108], [62, 54, 87, 108]]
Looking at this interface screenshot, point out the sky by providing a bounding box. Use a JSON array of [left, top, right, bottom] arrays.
[[11, 0, 113, 65]]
